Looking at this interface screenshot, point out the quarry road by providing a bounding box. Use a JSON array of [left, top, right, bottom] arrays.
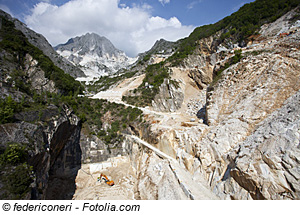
[[91, 67, 205, 130], [92, 74, 145, 103]]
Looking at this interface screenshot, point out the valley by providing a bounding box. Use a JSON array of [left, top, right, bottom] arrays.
[[0, 0, 300, 201]]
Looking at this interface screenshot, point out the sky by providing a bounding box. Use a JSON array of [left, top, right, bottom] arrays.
[[0, 0, 255, 57]]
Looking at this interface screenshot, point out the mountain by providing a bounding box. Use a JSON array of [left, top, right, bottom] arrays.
[[138, 39, 178, 60], [55, 33, 137, 81]]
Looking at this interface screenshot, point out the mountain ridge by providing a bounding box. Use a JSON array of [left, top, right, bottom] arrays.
[[0, 9, 85, 78]]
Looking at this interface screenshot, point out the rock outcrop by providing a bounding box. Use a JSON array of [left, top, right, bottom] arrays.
[[152, 79, 184, 112], [182, 34, 224, 90], [230, 91, 300, 200], [43, 105, 81, 200], [24, 54, 57, 94], [0, 104, 81, 199]]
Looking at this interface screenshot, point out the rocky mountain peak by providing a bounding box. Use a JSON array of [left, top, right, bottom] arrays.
[[56, 32, 122, 58], [55, 32, 137, 81]]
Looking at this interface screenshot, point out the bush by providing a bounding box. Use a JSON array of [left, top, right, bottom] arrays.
[[0, 96, 21, 124], [4, 163, 33, 199], [0, 143, 27, 165], [122, 62, 170, 107]]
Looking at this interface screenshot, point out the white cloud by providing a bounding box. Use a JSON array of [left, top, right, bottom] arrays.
[[24, 0, 193, 57], [187, 0, 203, 10], [158, 0, 170, 6]]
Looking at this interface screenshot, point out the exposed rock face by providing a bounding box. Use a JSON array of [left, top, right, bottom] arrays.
[[188, 68, 212, 90], [43, 106, 82, 199], [0, 10, 85, 78], [0, 105, 81, 199], [189, 12, 300, 199], [133, 151, 188, 200], [259, 7, 300, 38], [152, 79, 184, 112], [206, 46, 300, 127], [24, 54, 57, 94], [79, 131, 132, 164], [230, 91, 300, 200], [55, 33, 137, 80], [181, 34, 224, 91]]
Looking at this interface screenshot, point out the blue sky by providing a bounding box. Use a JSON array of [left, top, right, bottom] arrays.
[[0, 0, 255, 56]]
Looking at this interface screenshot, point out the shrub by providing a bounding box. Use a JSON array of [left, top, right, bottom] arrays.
[[4, 163, 33, 199], [0, 143, 27, 165], [0, 96, 21, 124], [122, 62, 170, 107]]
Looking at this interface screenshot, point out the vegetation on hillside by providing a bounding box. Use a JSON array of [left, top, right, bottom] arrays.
[[64, 96, 143, 146], [122, 62, 169, 107], [0, 15, 144, 132], [0, 17, 83, 96], [0, 143, 33, 199], [122, 0, 300, 105], [168, 0, 300, 66]]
